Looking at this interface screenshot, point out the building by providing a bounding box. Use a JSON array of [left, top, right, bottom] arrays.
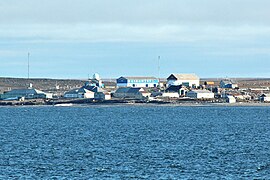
[[220, 79, 238, 89], [226, 96, 236, 103], [162, 92, 180, 98], [94, 92, 112, 100], [116, 76, 159, 88], [186, 90, 214, 99], [0, 88, 53, 100], [113, 87, 150, 99], [64, 88, 95, 99], [260, 94, 270, 102], [85, 73, 104, 88], [165, 85, 188, 96], [167, 74, 200, 88]]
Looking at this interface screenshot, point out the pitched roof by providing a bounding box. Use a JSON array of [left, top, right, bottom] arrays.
[[261, 94, 270, 97], [220, 79, 237, 84], [168, 74, 199, 80], [65, 88, 94, 94], [166, 85, 183, 92], [5, 88, 46, 95], [115, 87, 143, 94]]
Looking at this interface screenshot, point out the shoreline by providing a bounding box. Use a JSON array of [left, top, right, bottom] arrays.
[[0, 99, 269, 107]]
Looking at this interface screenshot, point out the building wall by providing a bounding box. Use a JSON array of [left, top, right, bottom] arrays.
[[64, 94, 79, 98], [117, 78, 159, 88], [84, 92, 95, 99], [186, 91, 214, 99], [162, 93, 179, 98], [167, 80, 200, 87], [113, 92, 143, 99], [262, 96, 270, 102]]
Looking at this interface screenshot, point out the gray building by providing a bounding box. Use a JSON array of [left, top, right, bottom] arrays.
[[113, 87, 150, 99], [1, 88, 53, 100], [220, 79, 238, 89]]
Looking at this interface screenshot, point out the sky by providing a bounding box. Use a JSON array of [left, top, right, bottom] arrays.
[[1, 0, 270, 79]]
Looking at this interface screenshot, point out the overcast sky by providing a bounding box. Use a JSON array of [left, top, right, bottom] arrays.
[[1, 0, 270, 78]]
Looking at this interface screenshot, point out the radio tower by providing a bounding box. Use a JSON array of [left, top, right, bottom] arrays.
[[158, 56, 160, 82], [28, 52, 30, 79]]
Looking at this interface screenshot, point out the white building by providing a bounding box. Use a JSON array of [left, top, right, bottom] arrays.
[[167, 74, 200, 88], [116, 76, 159, 88], [226, 96, 236, 103], [64, 88, 95, 99], [162, 92, 180, 98], [186, 90, 214, 99]]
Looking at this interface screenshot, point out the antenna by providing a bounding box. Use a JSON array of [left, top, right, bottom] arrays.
[[28, 52, 30, 79], [158, 56, 160, 82]]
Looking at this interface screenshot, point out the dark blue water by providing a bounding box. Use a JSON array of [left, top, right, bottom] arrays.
[[0, 105, 270, 179]]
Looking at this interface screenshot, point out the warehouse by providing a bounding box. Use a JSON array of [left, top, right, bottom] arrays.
[[116, 76, 159, 88], [167, 74, 200, 88]]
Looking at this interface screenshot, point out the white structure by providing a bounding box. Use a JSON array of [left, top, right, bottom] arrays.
[[167, 74, 200, 88], [186, 90, 214, 99], [64, 88, 95, 99], [117, 76, 159, 88], [226, 96, 236, 103], [162, 92, 180, 98], [86, 73, 104, 88]]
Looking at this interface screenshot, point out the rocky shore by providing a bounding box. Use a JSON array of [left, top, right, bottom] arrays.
[[0, 98, 269, 107]]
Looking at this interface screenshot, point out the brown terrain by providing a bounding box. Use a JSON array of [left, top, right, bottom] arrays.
[[1, 77, 270, 95]]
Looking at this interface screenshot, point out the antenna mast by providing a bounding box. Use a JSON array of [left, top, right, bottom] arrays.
[[28, 52, 30, 79], [158, 56, 160, 82]]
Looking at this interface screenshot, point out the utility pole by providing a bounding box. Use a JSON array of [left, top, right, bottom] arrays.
[[28, 52, 30, 79]]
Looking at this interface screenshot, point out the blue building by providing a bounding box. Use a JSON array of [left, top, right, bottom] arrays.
[[116, 76, 159, 88], [220, 79, 238, 89]]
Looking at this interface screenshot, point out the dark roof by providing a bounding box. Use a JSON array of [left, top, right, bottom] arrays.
[[4, 88, 46, 95], [84, 86, 106, 93], [118, 76, 158, 80], [115, 87, 142, 94], [65, 88, 93, 94], [166, 85, 183, 92]]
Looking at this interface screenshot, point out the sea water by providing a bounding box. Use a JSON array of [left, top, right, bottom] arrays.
[[0, 106, 269, 179]]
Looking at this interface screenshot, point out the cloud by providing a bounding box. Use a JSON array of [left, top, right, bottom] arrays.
[[1, 23, 270, 43], [0, 0, 270, 25], [0, 0, 270, 43]]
